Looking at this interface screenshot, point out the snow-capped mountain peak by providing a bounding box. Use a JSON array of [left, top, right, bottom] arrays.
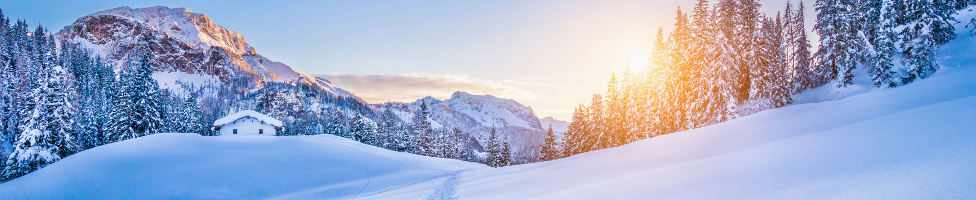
[[442, 91, 542, 130], [57, 6, 355, 98], [87, 6, 254, 55]]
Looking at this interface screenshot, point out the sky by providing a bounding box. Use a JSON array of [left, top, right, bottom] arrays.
[[0, 0, 815, 120]]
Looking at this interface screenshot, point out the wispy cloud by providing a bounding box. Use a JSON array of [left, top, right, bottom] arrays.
[[318, 73, 537, 104]]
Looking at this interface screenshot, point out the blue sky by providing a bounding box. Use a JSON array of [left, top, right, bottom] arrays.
[[0, 0, 815, 120]]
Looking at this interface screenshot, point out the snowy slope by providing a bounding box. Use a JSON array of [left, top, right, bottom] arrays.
[[0, 134, 485, 199], [361, 61, 976, 200], [359, 15, 976, 198]]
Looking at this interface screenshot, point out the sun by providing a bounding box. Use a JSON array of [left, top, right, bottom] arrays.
[[627, 50, 651, 72]]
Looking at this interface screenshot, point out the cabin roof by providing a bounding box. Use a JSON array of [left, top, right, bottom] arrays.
[[213, 110, 284, 127]]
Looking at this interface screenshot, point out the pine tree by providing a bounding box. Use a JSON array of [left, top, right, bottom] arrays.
[[350, 115, 378, 145], [899, 0, 956, 84], [1, 64, 77, 182], [814, 0, 863, 87], [792, 1, 816, 93], [586, 94, 604, 152], [602, 74, 625, 148], [539, 125, 560, 161], [105, 45, 164, 142], [485, 128, 504, 167], [500, 140, 512, 166], [411, 101, 434, 155], [751, 15, 793, 109], [868, 0, 899, 87], [562, 105, 589, 156]]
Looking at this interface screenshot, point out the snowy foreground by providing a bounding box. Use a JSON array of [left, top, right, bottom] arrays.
[[4, 28, 976, 200], [0, 134, 484, 199], [365, 67, 976, 199], [2, 66, 975, 199]]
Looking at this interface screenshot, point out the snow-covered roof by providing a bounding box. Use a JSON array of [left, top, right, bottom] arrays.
[[213, 110, 283, 127]]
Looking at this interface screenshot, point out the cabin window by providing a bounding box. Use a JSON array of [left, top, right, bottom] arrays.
[[233, 129, 238, 134], [259, 129, 264, 135]]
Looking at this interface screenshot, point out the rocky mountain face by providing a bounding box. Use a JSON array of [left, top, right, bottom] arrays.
[[56, 6, 352, 98], [540, 117, 569, 133], [373, 91, 547, 163]]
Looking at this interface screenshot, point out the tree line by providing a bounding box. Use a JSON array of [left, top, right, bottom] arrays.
[[539, 0, 973, 160], [0, 10, 209, 181]]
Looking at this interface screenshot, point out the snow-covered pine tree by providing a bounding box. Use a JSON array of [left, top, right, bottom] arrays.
[[63, 45, 104, 150], [447, 128, 467, 160], [814, 0, 864, 87], [350, 115, 378, 145], [736, 0, 763, 102], [105, 65, 135, 143], [602, 74, 624, 148], [898, 0, 956, 84], [378, 109, 409, 152], [1, 64, 77, 182], [183, 94, 206, 134], [792, 1, 816, 93], [670, 7, 695, 132], [105, 45, 165, 142], [485, 128, 503, 167], [691, 8, 739, 127], [586, 94, 603, 152], [500, 140, 512, 167], [562, 105, 589, 156], [867, 0, 900, 87], [0, 9, 16, 163], [130, 50, 165, 135], [539, 125, 560, 161], [783, 1, 797, 70], [411, 101, 434, 155], [751, 15, 793, 110]]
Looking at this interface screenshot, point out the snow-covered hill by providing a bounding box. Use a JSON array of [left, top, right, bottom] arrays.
[[359, 59, 976, 200], [359, 12, 976, 198], [0, 133, 485, 199]]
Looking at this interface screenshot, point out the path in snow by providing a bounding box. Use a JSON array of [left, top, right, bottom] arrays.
[[425, 171, 461, 200]]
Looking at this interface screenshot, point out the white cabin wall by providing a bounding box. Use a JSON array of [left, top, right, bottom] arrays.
[[218, 116, 278, 136]]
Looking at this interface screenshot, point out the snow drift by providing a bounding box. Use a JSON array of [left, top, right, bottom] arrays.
[[361, 59, 976, 200], [0, 134, 485, 199]]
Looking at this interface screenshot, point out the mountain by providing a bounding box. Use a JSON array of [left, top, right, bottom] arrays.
[[540, 117, 568, 133], [53, 6, 550, 162], [373, 91, 547, 163], [56, 6, 355, 99], [54, 6, 371, 132]]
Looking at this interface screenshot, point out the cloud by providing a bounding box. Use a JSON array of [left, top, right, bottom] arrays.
[[317, 73, 537, 104]]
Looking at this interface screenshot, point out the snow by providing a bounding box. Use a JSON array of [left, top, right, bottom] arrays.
[[89, 6, 254, 55], [151, 71, 221, 96], [5, 6, 976, 199], [212, 110, 283, 127], [0, 134, 485, 199], [3, 43, 973, 200], [539, 117, 568, 133], [443, 91, 542, 130], [361, 63, 976, 199]]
